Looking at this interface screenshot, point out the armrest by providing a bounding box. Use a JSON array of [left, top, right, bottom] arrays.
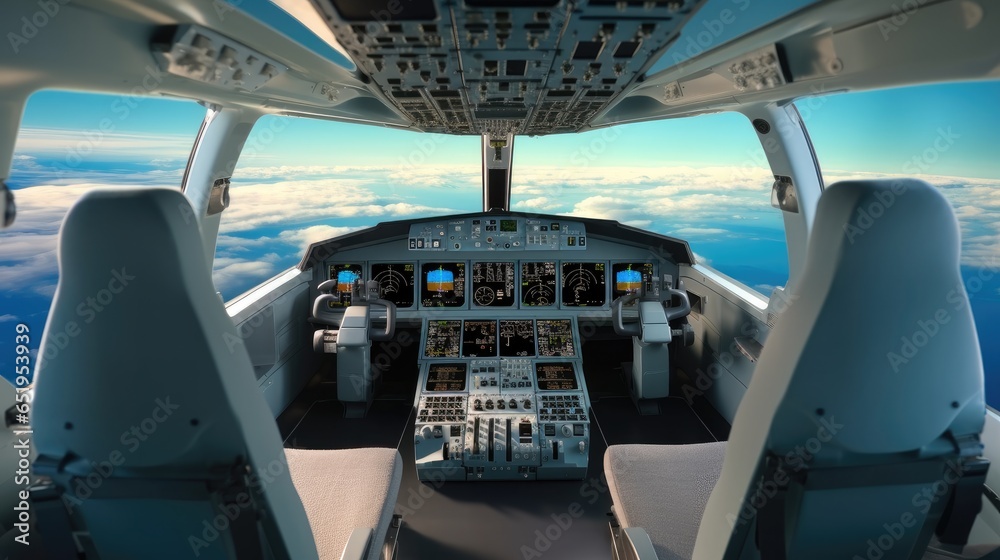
[[339, 527, 373, 560], [622, 527, 659, 560]]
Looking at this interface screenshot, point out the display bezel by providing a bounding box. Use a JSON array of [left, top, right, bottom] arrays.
[[425, 362, 468, 392], [470, 260, 518, 308], [462, 319, 499, 357], [611, 261, 657, 300], [419, 261, 468, 309], [369, 261, 416, 308], [327, 263, 364, 307], [560, 261, 609, 308]]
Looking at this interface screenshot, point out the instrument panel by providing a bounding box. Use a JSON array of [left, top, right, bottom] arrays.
[[324, 259, 658, 312], [414, 318, 591, 482], [424, 319, 577, 359]]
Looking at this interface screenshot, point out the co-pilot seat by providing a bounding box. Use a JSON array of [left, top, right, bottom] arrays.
[[605, 179, 990, 559], [31, 188, 402, 560]]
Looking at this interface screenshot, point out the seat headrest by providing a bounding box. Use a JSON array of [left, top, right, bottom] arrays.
[[33, 188, 249, 469], [761, 178, 983, 455]]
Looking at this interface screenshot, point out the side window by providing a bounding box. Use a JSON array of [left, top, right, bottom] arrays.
[[1, 90, 204, 384], [215, 116, 481, 299], [512, 112, 788, 296], [798, 81, 1000, 407]]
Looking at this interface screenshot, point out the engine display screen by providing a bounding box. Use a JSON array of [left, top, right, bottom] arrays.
[[371, 263, 415, 308], [425, 320, 462, 358], [561, 262, 606, 307], [521, 261, 557, 307], [462, 320, 497, 357], [426, 363, 467, 392], [500, 219, 518, 232], [471, 262, 516, 307], [499, 319, 536, 357], [421, 262, 466, 307], [327, 264, 363, 307], [536, 363, 578, 391], [537, 319, 576, 357], [612, 262, 655, 299]]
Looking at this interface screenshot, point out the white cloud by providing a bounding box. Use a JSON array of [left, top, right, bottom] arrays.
[[212, 254, 281, 294], [15, 128, 195, 160], [278, 225, 368, 250], [512, 197, 563, 212], [0, 314, 18, 322], [220, 179, 458, 233], [671, 227, 728, 236]]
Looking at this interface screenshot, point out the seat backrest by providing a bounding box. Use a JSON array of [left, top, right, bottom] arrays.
[[33, 188, 318, 559], [694, 179, 985, 559]]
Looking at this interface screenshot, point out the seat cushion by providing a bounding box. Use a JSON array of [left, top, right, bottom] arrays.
[[286, 447, 403, 560], [605, 442, 727, 560]]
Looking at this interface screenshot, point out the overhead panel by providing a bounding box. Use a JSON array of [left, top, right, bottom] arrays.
[[309, 0, 704, 135]]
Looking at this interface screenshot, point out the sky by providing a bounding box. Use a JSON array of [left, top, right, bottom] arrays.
[[2, 80, 999, 403]]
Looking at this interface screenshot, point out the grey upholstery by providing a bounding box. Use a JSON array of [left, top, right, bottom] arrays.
[[32, 188, 401, 559], [287, 448, 402, 560], [606, 443, 998, 560], [605, 443, 726, 560], [605, 180, 987, 559]]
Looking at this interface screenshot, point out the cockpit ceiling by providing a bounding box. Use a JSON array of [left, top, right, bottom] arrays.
[[309, 0, 705, 135]]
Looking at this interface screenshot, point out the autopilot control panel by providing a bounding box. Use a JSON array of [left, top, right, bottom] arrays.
[[414, 317, 590, 481]]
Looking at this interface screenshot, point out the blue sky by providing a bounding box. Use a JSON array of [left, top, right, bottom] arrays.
[[3, 80, 1000, 402]]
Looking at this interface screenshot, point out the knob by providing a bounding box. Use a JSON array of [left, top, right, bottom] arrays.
[[421, 426, 433, 439], [523, 399, 531, 409], [485, 399, 494, 410], [509, 399, 518, 409], [473, 399, 483, 411], [578, 441, 587, 453], [561, 425, 572, 437], [497, 400, 506, 410]]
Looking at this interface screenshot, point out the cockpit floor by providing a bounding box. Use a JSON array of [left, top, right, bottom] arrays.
[[277, 337, 728, 560]]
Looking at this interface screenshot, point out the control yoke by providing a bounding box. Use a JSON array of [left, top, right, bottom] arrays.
[[353, 279, 397, 342], [312, 279, 397, 340], [611, 274, 692, 404], [611, 275, 691, 338]]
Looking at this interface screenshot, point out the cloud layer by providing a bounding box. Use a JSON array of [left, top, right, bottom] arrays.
[[2, 158, 998, 301]]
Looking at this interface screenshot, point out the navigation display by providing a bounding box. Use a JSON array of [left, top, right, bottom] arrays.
[[462, 320, 497, 357], [521, 261, 557, 307], [536, 363, 578, 391], [426, 363, 467, 392], [424, 320, 462, 358], [612, 262, 654, 299], [327, 264, 363, 307], [561, 262, 606, 307], [537, 319, 576, 357], [499, 319, 536, 357], [471, 262, 516, 307], [421, 262, 466, 307], [371, 263, 415, 308]]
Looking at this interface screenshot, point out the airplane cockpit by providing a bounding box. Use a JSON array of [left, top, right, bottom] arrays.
[[303, 212, 697, 482], [0, 0, 998, 559]]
